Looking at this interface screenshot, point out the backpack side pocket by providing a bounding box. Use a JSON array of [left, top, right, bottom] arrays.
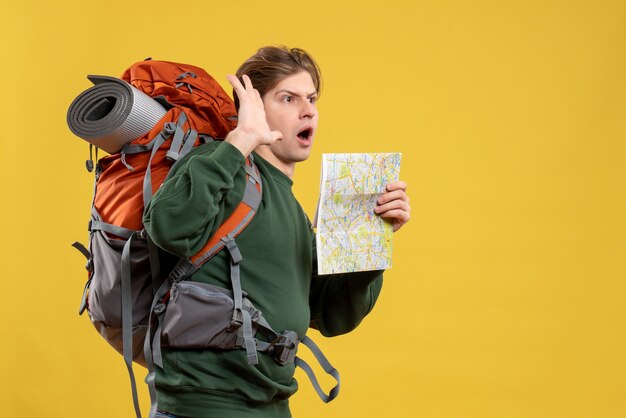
[[161, 281, 262, 350], [87, 229, 152, 363]]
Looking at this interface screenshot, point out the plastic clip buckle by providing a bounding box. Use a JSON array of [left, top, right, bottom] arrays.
[[273, 330, 299, 366], [169, 262, 191, 283], [163, 122, 177, 135], [230, 308, 244, 329]]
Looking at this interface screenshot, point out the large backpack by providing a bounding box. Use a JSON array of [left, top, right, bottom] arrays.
[[68, 59, 339, 418]]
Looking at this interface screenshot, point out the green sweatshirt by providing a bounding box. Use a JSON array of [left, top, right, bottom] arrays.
[[143, 141, 383, 418]]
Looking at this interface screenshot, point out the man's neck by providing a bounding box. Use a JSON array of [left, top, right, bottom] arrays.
[[255, 148, 295, 179]]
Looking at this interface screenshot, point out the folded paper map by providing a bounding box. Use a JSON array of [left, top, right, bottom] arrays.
[[315, 153, 402, 275]]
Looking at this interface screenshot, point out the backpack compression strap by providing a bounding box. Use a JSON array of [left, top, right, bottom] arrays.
[[243, 319, 341, 403]]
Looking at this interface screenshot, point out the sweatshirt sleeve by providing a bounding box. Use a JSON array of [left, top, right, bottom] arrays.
[[143, 141, 246, 257], [308, 234, 384, 337]]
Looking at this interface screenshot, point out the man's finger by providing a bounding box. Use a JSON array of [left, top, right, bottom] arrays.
[[375, 199, 411, 215], [226, 74, 244, 92], [254, 88, 264, 106], [386, 181, 408, 192], [380, 209, 411, 226], [242, 74, 257, 93], [377, 189, 408, 205]]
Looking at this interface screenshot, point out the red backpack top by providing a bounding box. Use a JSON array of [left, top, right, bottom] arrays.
[[93, 60, 238, 232]]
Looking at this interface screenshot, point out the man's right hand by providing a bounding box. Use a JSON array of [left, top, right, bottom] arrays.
[[225, 74, 283, 157]]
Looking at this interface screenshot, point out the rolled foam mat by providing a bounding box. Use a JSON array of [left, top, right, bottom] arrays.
[[67, 75, 167, 154]]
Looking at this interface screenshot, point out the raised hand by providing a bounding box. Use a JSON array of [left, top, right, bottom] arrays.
[[225, 74, 283, 157], [374, 181, 411, 232]]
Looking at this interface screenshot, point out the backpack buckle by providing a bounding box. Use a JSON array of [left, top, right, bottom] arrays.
[[168, 259, 195, 282], [272, 330, 299, 366], [221, 235, 243, 264], [163, 122, 177, 135], [230, 308, 243, 329]]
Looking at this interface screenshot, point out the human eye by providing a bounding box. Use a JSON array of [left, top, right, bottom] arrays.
[[308, 96, 317, 104], [282, 95, 294, 103]]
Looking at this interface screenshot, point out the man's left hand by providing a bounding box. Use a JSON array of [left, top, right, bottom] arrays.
[[375, 181, 411, 232]]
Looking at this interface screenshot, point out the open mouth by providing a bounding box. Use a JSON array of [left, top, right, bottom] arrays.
[[297, 128, 312, 141]]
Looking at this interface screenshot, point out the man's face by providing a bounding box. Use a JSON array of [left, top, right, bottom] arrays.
[[257, 71, 318, 176]]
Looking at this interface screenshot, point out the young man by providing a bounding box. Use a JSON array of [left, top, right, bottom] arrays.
[[143, 46, 410, 418]]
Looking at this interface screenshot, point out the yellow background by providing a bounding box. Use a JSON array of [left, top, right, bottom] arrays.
[[2, 0, 625, 417]]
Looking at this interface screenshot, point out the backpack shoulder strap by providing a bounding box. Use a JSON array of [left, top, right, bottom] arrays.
[[148, 155, 262, 360], [189, 154, 262, 269]]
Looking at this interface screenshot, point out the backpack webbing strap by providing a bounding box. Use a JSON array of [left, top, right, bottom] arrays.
[[78, 276, 92, 315], [222, 235, 258, 365], [140, 112, 188, 209], [242, 173, 263, 208], [238, 327, 299, 366], [144, 278, 173, 418], [165, 113, 187, 161], [234, 316, 340, 403], [142, 130, 169, 209], [72, 241, 93, 315], [295, 336, 341, 403], [147, 233, 162, 295], [121, 232, 143, 418], [121, 126, 175, 155], [72, 240, 91, 259], [89, 218, 136, 240], [243, 157, 261, 184], [178, 128, 198, 161]]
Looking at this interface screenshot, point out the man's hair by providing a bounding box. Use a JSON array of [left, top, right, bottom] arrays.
[[234, 46, 322, 110]]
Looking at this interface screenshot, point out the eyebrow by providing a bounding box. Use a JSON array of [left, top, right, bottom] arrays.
[[274, 89, 318, 98]]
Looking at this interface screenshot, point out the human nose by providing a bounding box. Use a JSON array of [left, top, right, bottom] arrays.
[[300, 101, 317, 119]]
